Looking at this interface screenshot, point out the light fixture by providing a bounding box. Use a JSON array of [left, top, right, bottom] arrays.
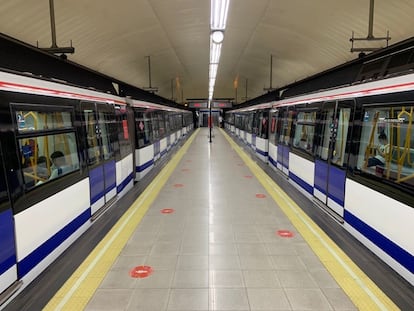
[[210, 42, 222, 64], [211, 30, 224, 44], [211, 0, 230, 30], [209, 0, 230, 101]]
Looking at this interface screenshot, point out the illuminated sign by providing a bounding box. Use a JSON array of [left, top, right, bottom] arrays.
[[188, 102, 208, 108], [212, 101, 232, 108]]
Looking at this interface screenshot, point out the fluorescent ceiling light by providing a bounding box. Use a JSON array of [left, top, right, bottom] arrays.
[[209, 64, 218, 79], [210, 41, 222, 64], [211, 0, 230, 30], [209, 0, 230, 101]]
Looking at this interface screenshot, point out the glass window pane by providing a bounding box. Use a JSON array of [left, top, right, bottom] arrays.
[[293, 111, 316, 153], [358, 105, 414, 189], [316, 108, 334, 160], [98, 111, 114, 160], [19, 132, 79, 188], [84, 110, 101, 165], [16, 110, 72, 132], [332, 108, 351, 166]]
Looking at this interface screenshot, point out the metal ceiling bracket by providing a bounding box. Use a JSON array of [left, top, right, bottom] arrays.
[[39, 0, 75, 57], [142, 56, 159, 93], [264, 54, 277, 92], [349, 0, 391, 54]]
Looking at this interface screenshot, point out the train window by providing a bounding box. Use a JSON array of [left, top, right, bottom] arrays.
[[135, 110, 153, 148], [358, 105, 414, 189], [115, 106, 131, 159], [165, 113, 171, 134], [269, 111, 279, 145], [331, 107, 351, 166], [279, 110, 296, 145], [98, 110, 115, 161], [83, 110, 100, 165], [293, 111, 316, 154], [16, 110, 72, 132], [18, 132, 79, 189], [258, 112, 269, 139]]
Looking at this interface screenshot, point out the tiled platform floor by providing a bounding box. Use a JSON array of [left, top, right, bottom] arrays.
[[85, 128, 357, 311]]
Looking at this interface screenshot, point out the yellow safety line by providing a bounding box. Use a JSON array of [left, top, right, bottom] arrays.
[[44, 129, 200, 311], [221, 129, 399, 311]]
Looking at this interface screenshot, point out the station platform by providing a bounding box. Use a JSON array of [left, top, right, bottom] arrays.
[[5, 128, 413, 310]]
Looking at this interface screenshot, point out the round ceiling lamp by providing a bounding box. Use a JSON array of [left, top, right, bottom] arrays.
[[211, 30, 224, 44]]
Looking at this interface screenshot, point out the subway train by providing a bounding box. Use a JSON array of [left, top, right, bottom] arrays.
[[225, 41, 414, 286], [0, 68, 192, 305]]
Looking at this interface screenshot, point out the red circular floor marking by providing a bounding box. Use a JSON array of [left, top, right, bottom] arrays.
[[173, 183, 184, 188], [161, 208, 175, 214], [130, 266, 153, 278], [244, 175, 253, 179], [277, 230, 294, 238], [255, 193, 266, 198], [181, 168, 190, 172]]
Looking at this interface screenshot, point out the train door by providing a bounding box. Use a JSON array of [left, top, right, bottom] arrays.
[[82, 102, 117, 216], [277, 109, 295, 175], [0, 143, 19, 298], [314, 100, 354, 218]]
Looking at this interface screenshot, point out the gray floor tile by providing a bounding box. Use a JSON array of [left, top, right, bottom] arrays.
[[239, 255, 274, 270], [209, 255, 241, 270], [243, 270, 281, 288], [237, 243, 268, 255], [322, 288, 358, 310], [100, 269, 137, 289], [172, 270, 208, 288], [209, 243, 238, 255], [145, 255, 178, 270], [136, 269, 174, 288], [209, 288, 250, 310], [167, 288, 208, 310], [85, 289, 133, 310], [111, 255, 147, 270], [247, 288, 291, 310], [177, 255, 209, 270], [310, 269, 341, 288], [126, 288, 170, 311], [285, 288, 333, 310], [277, 270, 318, 288], [210, 270, 245, 287], [271, 255, 307, 270]]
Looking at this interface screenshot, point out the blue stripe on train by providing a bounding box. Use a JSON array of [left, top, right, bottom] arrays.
[[255, 148, 268, 157], [345, 210, 414, 274], [136, 159, 154, 173], [288, 171, 313, 195], [18, 208, 90, 278], [0, 209, 16, 275], [268, 156, 277, 167], [117, 173, 134, 193]]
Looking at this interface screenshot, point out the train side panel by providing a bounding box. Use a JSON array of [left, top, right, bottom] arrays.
[[14, 179, 90, 282], [344, 179, 414, 285]]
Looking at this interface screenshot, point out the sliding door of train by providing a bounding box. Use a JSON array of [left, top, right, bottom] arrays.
[[277, 108, 295, 175], [314, 100, 354, 218], [82, 102, 117, 216], [0, 143, 18, 296]]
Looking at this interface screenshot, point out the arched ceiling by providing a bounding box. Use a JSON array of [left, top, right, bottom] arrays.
[[1, 0, 414, 105]]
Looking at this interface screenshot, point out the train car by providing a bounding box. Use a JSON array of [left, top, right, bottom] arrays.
[[0, 69, 132, 304], [130, 99, 191, 181], [228, 105, 272, 163], [226, 42, 414, 286], [0, 68, 193, 307]]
